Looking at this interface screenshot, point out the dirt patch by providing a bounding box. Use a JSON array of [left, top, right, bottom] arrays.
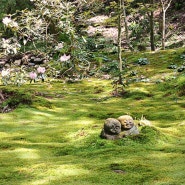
[[86, 15, 119, 43]]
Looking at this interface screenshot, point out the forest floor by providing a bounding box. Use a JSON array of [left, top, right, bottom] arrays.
[[0, 47, 185, 185], [85, 6, 185, 50]]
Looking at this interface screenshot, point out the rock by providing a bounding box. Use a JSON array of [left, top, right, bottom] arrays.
[[0, 61, 6, 65], [42, 59, 47, 64], [34, 58, 43, 64], [28, 62, 35, 66], [14, 60, 22, 66], [4, 64, 10, 68], [30, 56, 35, 60], [0, 58, 8, 66], [21, 55, 29, 65]]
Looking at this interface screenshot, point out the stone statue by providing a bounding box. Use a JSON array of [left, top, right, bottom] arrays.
[[100, 118, 121, 140], [100, 115, 139, 140], [118, 115, 134, 130]]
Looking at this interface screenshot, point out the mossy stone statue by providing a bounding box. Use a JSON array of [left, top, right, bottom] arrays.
[[100, 118, 121, 140], [118, 115, 134, 130], [100, 115, 140, 140]]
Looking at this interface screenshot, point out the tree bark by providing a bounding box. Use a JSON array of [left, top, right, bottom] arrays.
[[122, 0, 132, 51], [118, 0, 122, 74], [160, 0, 173, 50], [162, 9, 166, 50], [149, 11, 155, 51]]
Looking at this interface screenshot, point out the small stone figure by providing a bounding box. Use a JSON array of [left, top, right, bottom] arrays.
[[100, 118, 121, 140], [118, 115, 139, 136], [100, 115, 140, 140], [118, 115, 134, 130]]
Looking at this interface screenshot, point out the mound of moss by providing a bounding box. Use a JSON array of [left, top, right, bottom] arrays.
[[129, 126, 166, 144], [0, 89, 33, 112], [0, 88, 52, 113], [177, 76, 185, 96]]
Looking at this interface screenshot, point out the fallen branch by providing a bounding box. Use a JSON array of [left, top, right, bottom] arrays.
[[2, 105, 9, 113]]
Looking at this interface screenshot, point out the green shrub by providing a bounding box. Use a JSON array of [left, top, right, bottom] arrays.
[[137, 58, 150, 65]]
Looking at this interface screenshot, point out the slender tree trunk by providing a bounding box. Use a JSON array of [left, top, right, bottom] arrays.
[[149, 11, 155, 51], [143, 0, 155, 51], [118, 0, 122, 76], [122, 0, 132, 51], [162, 9, 166, 50], [160, 0, 173, 50]]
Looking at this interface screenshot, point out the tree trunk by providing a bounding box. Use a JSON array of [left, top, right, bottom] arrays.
[[162, 9, 166, 50], [122, 0, 132, 51], [160, 0, 173, 50], [118, 0, 122, 75], [149, 11, 155, 51]]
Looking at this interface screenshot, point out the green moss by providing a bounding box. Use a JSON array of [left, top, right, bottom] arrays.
[[176, 75, 185, 96], [0, 47, 185, 185], [130, 126, 165, 144], [0, 88, 33, 110], [103, 16, 118, 27]]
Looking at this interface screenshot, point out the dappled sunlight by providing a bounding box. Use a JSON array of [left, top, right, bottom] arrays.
[[161, 126, 185, 137], [0, 131, 13, 139], [68, 119, 95, 126], [21, 164, 89, 185], [0, 147, 40, 160], [13, 148, 40, 159]]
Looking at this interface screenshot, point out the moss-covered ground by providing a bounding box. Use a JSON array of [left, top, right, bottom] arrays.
[[0, 48, 185, 185]]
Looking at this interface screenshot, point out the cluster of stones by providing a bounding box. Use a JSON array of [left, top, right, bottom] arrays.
[[0, 52, 47, 69], [100, 115, 139, 140]]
